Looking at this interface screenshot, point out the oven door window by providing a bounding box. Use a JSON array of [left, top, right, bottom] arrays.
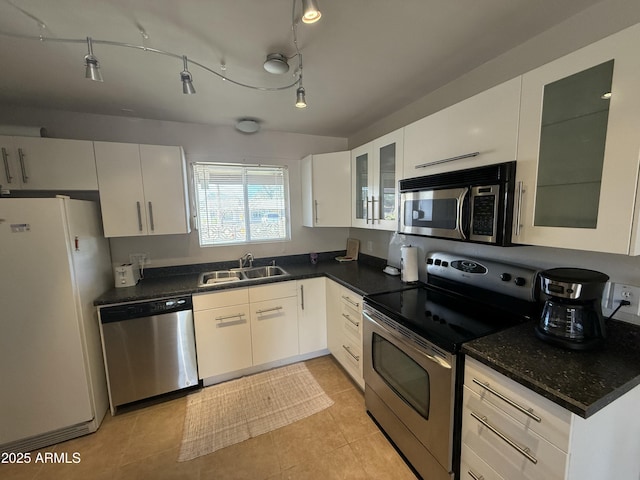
[[372, 333, 430, 419]]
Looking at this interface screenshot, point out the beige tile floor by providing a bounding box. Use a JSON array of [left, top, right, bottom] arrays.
[[1, 355, 418, 480]]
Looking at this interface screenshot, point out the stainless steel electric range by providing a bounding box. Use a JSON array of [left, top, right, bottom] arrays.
[[363, 252, 540, 480]]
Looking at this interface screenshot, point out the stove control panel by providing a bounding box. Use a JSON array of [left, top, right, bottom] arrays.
[[426, 252, 538, 301]]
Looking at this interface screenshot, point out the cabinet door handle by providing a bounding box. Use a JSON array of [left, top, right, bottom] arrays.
[[372, 196, 379, 223], [215, 313, 246, 324], [470, 411, 538, 464], [314, 200, 319, 224], [136, 201, 143, 231], [468, 470, 484, 480], [342, 313, 359, 327], [18, 148, 28, 183], [415, 151, 479, 169], [148, 201, 155, 231], [515, 181, 525, 236], [472, 378, 541, 423], [2, 147, 13, 183], [341, 295, 360, 308], [300, 284, 305, 310], [256, 306, 283, 315], [342, 344, 360, 362]]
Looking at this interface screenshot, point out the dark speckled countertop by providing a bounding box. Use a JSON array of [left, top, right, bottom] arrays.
[[463, 319, 640, 418], [94, 253, 407, 306]]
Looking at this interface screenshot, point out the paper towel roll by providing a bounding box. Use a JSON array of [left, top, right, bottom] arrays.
[[401, 245, 419, 283]]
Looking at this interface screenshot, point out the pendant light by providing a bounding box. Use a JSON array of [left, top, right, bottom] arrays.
[[295, 86, 307, 108]]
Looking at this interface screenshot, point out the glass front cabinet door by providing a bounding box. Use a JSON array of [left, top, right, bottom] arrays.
[[351, 129, 404, 231], [514, 24, 640, 255]]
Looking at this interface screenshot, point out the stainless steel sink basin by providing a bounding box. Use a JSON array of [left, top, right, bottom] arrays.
[[197, 270, 244, 286], [241, 265, 288, 279], [197, 266, 289, 287]]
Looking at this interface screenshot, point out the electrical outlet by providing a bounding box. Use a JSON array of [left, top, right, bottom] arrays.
[[366, 240, 373, 252], [610, 283, 640, 316]]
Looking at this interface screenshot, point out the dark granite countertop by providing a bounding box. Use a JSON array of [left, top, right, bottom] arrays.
[[463, 319, 640, 418], [94, 253, 407, 306]]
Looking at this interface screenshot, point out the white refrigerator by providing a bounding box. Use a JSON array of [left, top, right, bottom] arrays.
[[0, 196, 113, 452]]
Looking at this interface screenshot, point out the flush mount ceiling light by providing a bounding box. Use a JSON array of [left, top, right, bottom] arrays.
[[235, 119, 261, 134], [263, 53, 290, 74], [1, 0, 321, 110]]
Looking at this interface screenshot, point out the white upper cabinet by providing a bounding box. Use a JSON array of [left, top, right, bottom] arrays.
[[0, 136, 97, 191], [403, 77, 521, 178], [301, 151, 351, 227], [513, 24, 640, 255], [94, 141, 190, 237], [351, 129, 403, 231]]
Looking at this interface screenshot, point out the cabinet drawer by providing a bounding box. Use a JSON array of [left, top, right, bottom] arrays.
[[249, 280, 297, 303], [462, 386, 567, 480], [193, 288, 249, 311], [340, 290, 362, 311], [461, 446, 505, 480], [194, 304, 252, 378], [465, 357, 571, 451], [341, 303, 361, 342]]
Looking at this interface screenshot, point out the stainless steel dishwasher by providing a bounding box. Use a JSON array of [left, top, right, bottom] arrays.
[[99, 296, 199, 413]]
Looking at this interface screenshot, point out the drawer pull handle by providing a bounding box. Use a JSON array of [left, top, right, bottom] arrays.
[[342, 313, 359, 327], [342, 344, 360, 362], [415, 151, 479, 169], [215, 313, 246, 323], [468, 471, 484, 480], [472, 378, 541, 423], [341, 295, 360, 308], [256, 306, 283, 315], [470, 411, 538, 464]]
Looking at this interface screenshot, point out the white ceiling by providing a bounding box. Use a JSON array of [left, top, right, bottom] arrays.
[[0, 0, 603, 138]]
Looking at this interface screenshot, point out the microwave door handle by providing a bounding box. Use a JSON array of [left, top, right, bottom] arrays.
[[457, 188, 469, 240]]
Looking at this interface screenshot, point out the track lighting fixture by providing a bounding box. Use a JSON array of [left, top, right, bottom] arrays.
[[301, 0, 322, 24], [2, 0, 322, 110], [84, 37, 103, 82], [180, 56, 196, 94]]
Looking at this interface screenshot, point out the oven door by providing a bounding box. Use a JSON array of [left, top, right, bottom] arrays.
[[399, 188, 468, 239], [363, 307, 456, 472]]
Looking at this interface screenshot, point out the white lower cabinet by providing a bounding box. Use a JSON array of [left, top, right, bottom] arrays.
[[194, 279, 329, 383], [326, 279, 364, 388], [250, 282, 299, 365], [462, 356, 640, 480]]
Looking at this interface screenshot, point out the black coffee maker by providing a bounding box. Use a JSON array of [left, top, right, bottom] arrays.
[[535, 267, 609, 350]]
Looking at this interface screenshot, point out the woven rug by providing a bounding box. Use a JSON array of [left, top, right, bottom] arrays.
[[177, 362, 334, 461]]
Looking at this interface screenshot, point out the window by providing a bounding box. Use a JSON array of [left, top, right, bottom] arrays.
[[193, 163, 290, 246]]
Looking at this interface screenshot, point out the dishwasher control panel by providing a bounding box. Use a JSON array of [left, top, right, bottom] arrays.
[[100, 296, 193, 323]]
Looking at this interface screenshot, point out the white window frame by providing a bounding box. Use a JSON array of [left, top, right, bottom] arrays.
[[192, 162, 291, 247]]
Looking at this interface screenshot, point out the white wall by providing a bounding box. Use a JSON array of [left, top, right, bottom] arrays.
[[0, 106, 350, 267]]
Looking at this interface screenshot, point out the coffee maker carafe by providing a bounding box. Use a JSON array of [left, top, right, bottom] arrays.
[[535, 268, 609, 350]]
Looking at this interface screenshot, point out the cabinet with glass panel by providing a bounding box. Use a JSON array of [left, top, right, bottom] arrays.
[[351, 128, 403, 231], [514, 24, 640, 255]]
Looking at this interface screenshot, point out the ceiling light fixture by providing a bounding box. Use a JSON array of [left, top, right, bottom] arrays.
[[301, 0, 322, 24], [180, 55, 196, 94], [263, 53, 290, 74], [235, 119, 261, 133], [84, 37, 103, 82], [1, 0, 321, 110]]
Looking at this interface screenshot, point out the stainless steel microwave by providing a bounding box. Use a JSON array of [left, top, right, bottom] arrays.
[[399, 161, 516, 245]]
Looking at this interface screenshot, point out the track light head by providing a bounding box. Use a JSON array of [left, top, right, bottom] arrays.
[[84, 37, 103, 82], [295, 86, 307, 108], [301, 0, 322, 24], [180, 56, 196, 94]]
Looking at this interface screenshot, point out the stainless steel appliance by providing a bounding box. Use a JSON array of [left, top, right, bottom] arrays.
[[399, 162, 516, 245], [99, 296, 199, 413], [535, 267, 609, 350], [363, 252, 539, 480]]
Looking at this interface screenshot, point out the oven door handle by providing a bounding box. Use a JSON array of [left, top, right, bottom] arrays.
[[456, 187, 469, 240], [363, 310, 452, 370]]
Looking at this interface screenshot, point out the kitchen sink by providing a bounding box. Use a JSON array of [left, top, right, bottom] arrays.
[[197, 266, 289, 287], [241, 265, 288, 279]]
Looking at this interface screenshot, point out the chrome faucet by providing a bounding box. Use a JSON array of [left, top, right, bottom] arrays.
[[239, 252, 254, 268]]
